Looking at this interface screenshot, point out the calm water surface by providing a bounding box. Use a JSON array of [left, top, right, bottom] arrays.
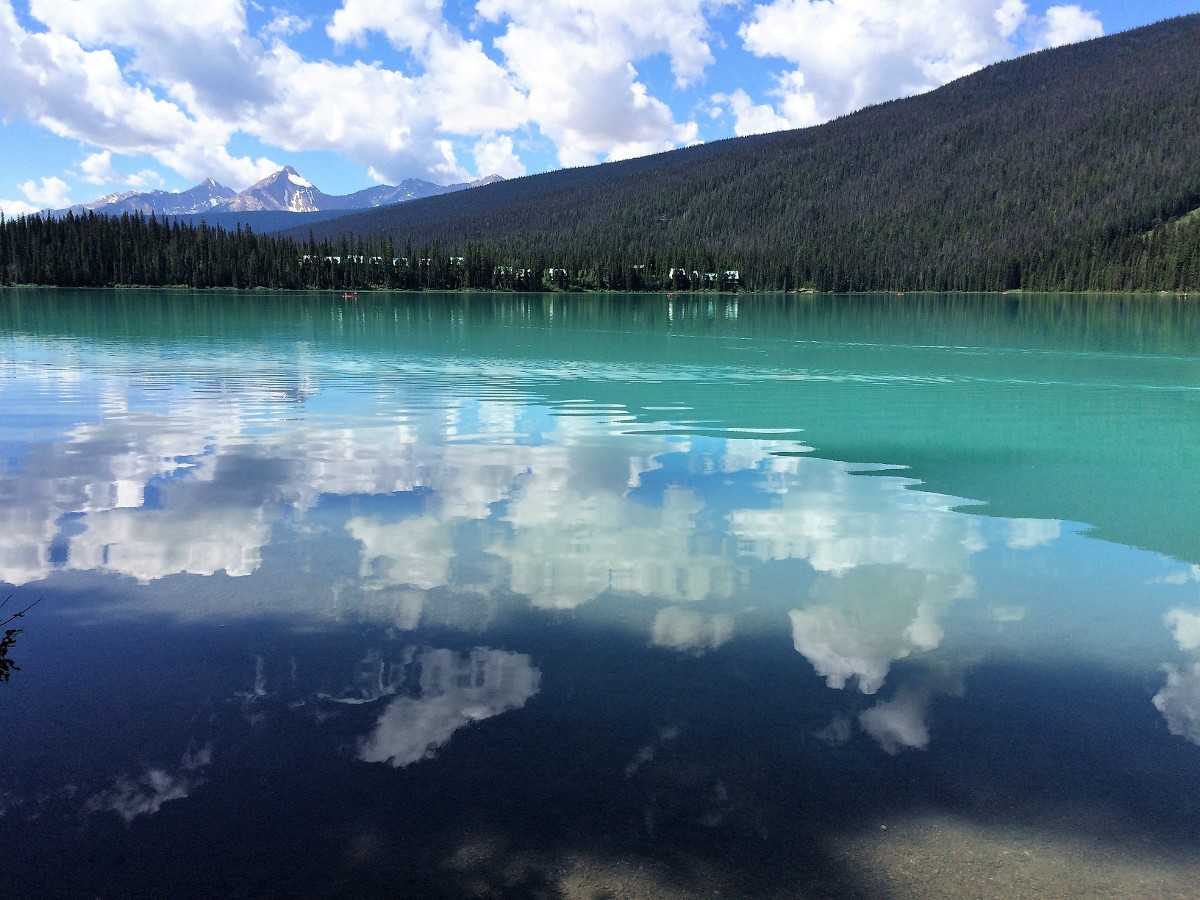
[[3, 290, 1200, 897]]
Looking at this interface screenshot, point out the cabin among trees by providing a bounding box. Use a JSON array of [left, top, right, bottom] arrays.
[[2, 204, 1198, 294]]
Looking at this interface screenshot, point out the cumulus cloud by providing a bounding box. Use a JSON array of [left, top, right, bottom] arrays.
[[724, 0, 1104, 133], [326, 0, 529, 141], [710, 88, 795, 137], [1031, 4, 1103, 50], [358, 647, 540, 767], [29, 0, 269, 115], [16, 175, 71, 208], [78, 150, 121, 185], [78, 150, 163, 189], [0, 196, 39, 216], [0, 0, 523, 189], [262, 11, 311, 39], [477, 0, 713, 166], [473, 134, 526, 179], [1, 0, 1111, 196], [0, 0, 272, 186]]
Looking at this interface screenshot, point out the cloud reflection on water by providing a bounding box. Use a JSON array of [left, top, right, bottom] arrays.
[[1155, 602, 1200, 745], [0, 348, 1088, 759], [86, 743, 213, 824], [358, 647, 541, 768]]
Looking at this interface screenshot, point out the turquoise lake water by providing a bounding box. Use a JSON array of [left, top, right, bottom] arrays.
[[2, 289, 1200, 897]]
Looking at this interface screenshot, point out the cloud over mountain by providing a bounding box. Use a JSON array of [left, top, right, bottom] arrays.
[[0, 0, 1128, 215]]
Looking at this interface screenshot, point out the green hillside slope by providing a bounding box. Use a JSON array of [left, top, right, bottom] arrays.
[[284, 14, 1200, 293]]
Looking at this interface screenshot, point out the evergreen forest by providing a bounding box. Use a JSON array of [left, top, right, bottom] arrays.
[[3, 14, 1200, 294]]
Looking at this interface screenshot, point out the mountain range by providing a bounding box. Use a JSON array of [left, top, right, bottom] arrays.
[[51, 167, 503, 218]]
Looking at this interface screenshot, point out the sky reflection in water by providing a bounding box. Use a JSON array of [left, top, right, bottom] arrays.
[[3, 291, 1200, 896]]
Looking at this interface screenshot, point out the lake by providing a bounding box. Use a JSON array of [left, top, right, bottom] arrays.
[[2, 289, 1200, 898]]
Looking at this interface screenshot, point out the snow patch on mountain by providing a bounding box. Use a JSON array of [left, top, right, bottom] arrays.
[[43, 167, 505, 218]]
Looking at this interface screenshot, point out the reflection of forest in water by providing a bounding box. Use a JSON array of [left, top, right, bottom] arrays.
[[5, 289, 1200, 356]]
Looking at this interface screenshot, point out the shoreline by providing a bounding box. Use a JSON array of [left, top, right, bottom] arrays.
[[0, 284, 1194, 299]]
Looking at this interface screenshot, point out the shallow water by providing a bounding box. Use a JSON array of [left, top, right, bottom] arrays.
[[2, 289, 1200, 897]]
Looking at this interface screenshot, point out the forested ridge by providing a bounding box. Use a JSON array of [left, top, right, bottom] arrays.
[[4, 14, 1200, 293]]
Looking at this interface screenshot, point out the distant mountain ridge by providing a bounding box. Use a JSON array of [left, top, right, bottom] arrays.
[[50, 167, 503, 217]]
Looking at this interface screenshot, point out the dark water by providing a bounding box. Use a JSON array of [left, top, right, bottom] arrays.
[[2, 289, 1200, 898]]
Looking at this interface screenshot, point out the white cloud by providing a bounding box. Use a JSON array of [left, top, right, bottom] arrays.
[[262, 11, 311, 39], [79, 150, 119, 185], [0, 500, 59, 582], [1031, 5, 1103, 50], [0, 196, 39, 216], [0, 1, 272, 187], [711, 87, 798, 136], [327, 0, 441, 51], [349, 515, 458, 591], [76, 150, 162, 189], [477, 0, 713, 166], [0, 0, 1118, 197], [70, 504, 271, 582], [29, 0, 268, 115], [247, 46, 473, 183], [17, 175, 71, 207], [734, 0, 1103, 130], [473, 134, 526, 179], [0, 0, 529, 190], [327, 0, 529, 139], [814, 714, 852, 745], [995, 0, 1029, 37], [479, 0, 725, 89], [358, 647, 540, 767]]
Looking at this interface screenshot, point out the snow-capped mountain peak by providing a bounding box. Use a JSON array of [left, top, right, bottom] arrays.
[[44, 167, 505, 219]]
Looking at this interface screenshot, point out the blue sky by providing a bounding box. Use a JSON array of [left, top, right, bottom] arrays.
[[1, 0, 1196, 214]]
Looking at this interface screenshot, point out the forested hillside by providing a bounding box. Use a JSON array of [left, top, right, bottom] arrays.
[[3, 14, 1200, 293], [282, 13, 1200, 293]]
